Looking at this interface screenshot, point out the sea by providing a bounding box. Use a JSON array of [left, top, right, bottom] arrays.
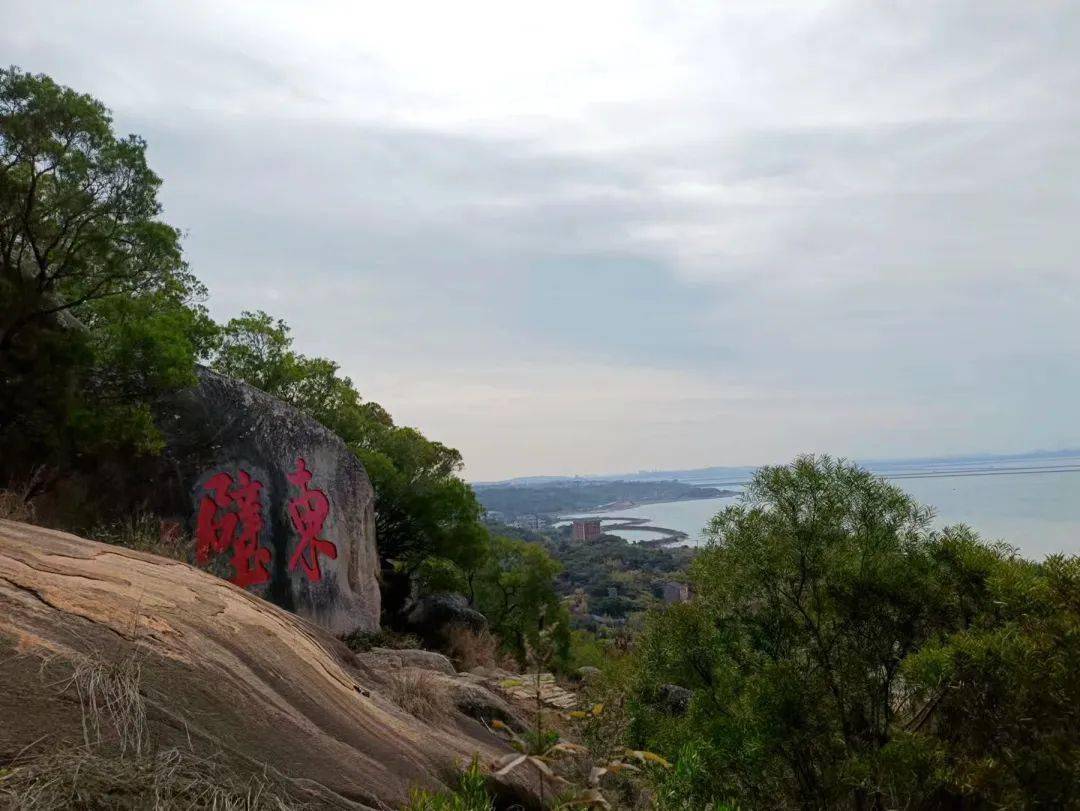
[[597, 453, 1080, 559]]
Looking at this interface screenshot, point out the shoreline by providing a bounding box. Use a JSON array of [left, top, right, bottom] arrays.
[[568, 489, 739, 516]]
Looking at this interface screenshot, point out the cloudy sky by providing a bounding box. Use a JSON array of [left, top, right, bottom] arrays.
[[5, 1, 1078, 479]]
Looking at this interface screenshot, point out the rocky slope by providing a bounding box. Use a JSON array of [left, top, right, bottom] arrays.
[[0, 520, 539, 809]]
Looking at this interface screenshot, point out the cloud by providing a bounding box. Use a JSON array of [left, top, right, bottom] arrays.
[[3, 0, 1078, 478]]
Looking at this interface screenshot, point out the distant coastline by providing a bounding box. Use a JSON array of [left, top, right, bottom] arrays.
[[575, 489, 740, 515]]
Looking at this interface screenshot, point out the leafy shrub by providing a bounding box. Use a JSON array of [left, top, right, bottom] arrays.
[[404, 757, 493, 811], [90, 513, 188, 561]]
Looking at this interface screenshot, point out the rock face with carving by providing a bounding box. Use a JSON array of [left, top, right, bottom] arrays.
[[153, 367, 379, 635]]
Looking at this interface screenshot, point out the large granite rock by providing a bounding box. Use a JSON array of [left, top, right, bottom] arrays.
[[152, 367, 379, 635], [0, 520, 543, 809]]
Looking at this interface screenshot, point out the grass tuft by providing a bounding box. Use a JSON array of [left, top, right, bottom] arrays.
[[63, 646, 148, 757], [388, 669, 452, 723], [90, 513, 189, 561]]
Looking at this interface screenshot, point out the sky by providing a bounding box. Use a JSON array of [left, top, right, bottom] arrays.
[[4, 1, 1079, 480]]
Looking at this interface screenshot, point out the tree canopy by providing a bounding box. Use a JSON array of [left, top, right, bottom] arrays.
[[631, 456, 1080, 809], [0, 67, 200, 349], [0, 68, 213, 485]]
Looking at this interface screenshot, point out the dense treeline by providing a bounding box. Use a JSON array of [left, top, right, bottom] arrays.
[[0, 67, 564, 666]]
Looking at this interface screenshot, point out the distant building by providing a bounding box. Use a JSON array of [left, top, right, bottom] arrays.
[[483, 510, 506, 524], [662, 582, 691, 604], [511, 514, 542, 531], [571, 518, 603, 541]]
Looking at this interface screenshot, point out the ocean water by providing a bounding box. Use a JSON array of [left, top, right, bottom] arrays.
[[605, 457, 1080, 559]]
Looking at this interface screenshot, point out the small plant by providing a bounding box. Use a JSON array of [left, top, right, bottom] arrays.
[[90, 513, 188, 561], [489, 624, 588, 805], [405, 756, 493, 811]]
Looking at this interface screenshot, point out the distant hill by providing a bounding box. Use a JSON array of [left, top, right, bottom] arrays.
[[475, 449, 1080, 489], [474, 479, 732, 519]]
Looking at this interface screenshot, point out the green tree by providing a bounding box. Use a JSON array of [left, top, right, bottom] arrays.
[[470, 535, 568, 663], [0, 68, 213, 493], [902, 549, 1080, 806], [630, 456, 1080, 809], [0, 67, 197, 350]]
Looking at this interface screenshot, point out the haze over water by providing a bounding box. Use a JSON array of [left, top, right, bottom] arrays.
[[608, 453, 1080, 559]]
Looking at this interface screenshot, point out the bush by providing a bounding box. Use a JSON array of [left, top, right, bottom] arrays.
[[89, 513, 188, 561], [404, 757, 492, 811]]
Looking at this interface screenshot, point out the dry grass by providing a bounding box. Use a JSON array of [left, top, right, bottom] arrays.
[[0, 488, 36, 523], [444, 628, 515, 673], [388, 669, 452, 722], [1, 626, 304, 809], [65, 646, 148, 756], [90, 513, 189, 562], [0, 746, 300, 810]]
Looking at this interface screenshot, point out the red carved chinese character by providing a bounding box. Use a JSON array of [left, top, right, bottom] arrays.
[[287, 458, 337, 582], [195, 469, 271, 589]]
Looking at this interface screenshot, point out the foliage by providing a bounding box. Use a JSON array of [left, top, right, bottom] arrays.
[[0, 746, 303, 811], [443, 627, 516, 672], [2, 639, 301, 810], [900, 550, 1080, 806], [0, 68, 214, 490], [0, 67, 196, 347], [89, 512, 188, 561], [628, 456, 1080, 809], [404, 757, 493, 811], [470, 534, 569, 665], [545, 533, 694, 624], [387, 669, 451, 722]]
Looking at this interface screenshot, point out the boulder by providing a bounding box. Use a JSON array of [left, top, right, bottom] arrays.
[[404, 592, 487, 646], [435, 674, 528, 732], [658, 683, 693, 716], [152, 367, 379, 635], [363, 647, 457, 676], [0, 520, 541, 809]]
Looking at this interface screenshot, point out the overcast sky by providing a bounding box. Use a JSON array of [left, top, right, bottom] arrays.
[[5, 1, 1079, 480]]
